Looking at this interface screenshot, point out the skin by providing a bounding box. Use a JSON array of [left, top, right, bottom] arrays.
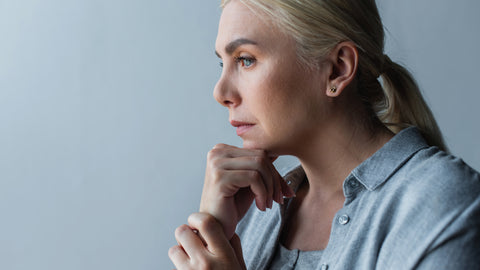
[[169, 0, 394, 268]]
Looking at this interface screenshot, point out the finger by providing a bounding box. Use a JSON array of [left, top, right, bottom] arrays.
[[191, 229, 207, 247], [174, 224, 208, 257], [271, 167, 295, 198], [188, 213, 230, 254], [215, 156, 274, 208], [218, 170, 268, 211], [269, 155, 282, 202], [168, 245, 189, 269], [208, 145, 274, 208], [211, 143, 232, 150], [280, 178, 295, 198], [268, 161, 282, 205], [230, 233, 246, 269]]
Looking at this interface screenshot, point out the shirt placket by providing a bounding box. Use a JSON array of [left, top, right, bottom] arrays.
[[315, 175, 363, 269]]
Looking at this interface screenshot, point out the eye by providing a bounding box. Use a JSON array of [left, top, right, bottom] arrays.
[[219, 61, 224, 68], [235, 56, 255, 68]]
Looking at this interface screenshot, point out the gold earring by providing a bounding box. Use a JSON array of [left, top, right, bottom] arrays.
[[330, 86, 337, 93]]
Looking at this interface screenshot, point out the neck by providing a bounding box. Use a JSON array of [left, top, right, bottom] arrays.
[[294, 106, 394, 199]]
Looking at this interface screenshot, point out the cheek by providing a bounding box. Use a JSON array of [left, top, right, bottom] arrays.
[[243, 61, 325, 130], [267, 68, 322, 119], [253, 81, 316, 136]]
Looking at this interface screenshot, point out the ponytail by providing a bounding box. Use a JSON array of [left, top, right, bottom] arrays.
[[379, 56, 448, 152]]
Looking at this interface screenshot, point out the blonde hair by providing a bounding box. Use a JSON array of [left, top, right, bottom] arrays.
[[221, 0, 448, 152]]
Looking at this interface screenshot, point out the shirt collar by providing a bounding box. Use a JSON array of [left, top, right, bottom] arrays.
[[350, 127, 429, 191], [283, 127, 429, 192]]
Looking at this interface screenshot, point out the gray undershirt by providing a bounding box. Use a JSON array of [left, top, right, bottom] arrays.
[[269, 243, 324, 269]]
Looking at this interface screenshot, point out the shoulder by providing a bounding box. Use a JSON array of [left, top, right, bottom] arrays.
[[367, 142, 480, 219], [410, 146, 479, 180], [384, 145, 480, 222], [362, 146, 480, 267], [387, 146, 480, 245], [397, 147, 480, 267], [400, 146, 480, 205]]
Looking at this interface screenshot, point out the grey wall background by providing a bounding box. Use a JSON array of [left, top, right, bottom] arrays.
[[0, 1, 478, 269]]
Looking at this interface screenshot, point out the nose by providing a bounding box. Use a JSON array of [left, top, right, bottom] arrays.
[[213, 73, 240, 108]]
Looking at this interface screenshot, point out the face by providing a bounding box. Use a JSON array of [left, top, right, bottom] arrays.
[[214, 0, 331, 155]]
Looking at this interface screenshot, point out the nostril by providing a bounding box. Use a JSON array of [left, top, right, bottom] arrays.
[[213, 79, 239, 107]]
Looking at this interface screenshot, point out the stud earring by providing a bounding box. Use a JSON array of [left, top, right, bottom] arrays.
[[330, 86, 337, 93]]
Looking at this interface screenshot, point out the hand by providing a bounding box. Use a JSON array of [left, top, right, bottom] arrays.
[[199, 144, 295, 239], [169, 213, 247, 270]]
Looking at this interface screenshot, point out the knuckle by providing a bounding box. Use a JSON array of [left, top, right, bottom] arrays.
[[212, 169, 225, 180], [210, 157, 223, 169], [168, 245, 181, 258], [174, 224, 189, 238], [207, 156, 224, 174], [213, 143, 227, 150], [253, 155, 267, 166], [207, 149, 219, 159], [207, 149, 227, 162], [198, 214, 219, 232], [248, 170, 261, 180], [196, 258, 211, 270], [255, 149, 267, 157]]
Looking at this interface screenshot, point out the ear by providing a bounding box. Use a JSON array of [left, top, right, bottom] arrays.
[[325, 41, 358, 97]]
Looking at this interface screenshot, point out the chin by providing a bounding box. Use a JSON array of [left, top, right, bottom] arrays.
[[242, 139, 284, 156], [242, 138, 268, 150], [242, 140, 261, 150]]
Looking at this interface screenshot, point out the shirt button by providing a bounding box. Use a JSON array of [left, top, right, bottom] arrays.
[[348, 179, 358, 188], [338, 214, 350, 225], [320, 264, 329, 270]]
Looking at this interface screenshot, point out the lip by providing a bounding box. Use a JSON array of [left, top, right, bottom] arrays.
[[230, 120, 255, 136]]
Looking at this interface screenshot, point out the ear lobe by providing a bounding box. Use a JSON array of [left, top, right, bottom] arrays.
[[325, 42, 358, 97]]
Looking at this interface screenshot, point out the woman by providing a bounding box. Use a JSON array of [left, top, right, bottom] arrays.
[[169, 0, 480, 269]]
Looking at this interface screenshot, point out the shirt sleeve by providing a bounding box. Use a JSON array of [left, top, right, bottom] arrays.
[[415, 196, 480, 269]]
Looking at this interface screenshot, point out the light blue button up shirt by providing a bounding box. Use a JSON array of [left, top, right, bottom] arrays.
[[236, 127, 480, 269]]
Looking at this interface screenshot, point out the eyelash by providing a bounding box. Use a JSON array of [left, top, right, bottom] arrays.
[[235, 56, 255, 68], [219, 56, 256, 68]]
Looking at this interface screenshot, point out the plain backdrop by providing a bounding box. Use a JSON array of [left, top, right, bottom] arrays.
[[0, 1, 479, 269]]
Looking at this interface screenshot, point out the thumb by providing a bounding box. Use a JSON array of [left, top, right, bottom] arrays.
[[230, 234, 247, 270]]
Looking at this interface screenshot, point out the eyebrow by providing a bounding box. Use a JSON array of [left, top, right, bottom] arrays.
[[215, 38, 258, 58]]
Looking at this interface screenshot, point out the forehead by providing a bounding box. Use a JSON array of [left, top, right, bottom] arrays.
[[215, 1, 284, 52]]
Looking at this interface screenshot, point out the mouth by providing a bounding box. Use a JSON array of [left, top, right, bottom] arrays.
[[230, 120, 255, 136]]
